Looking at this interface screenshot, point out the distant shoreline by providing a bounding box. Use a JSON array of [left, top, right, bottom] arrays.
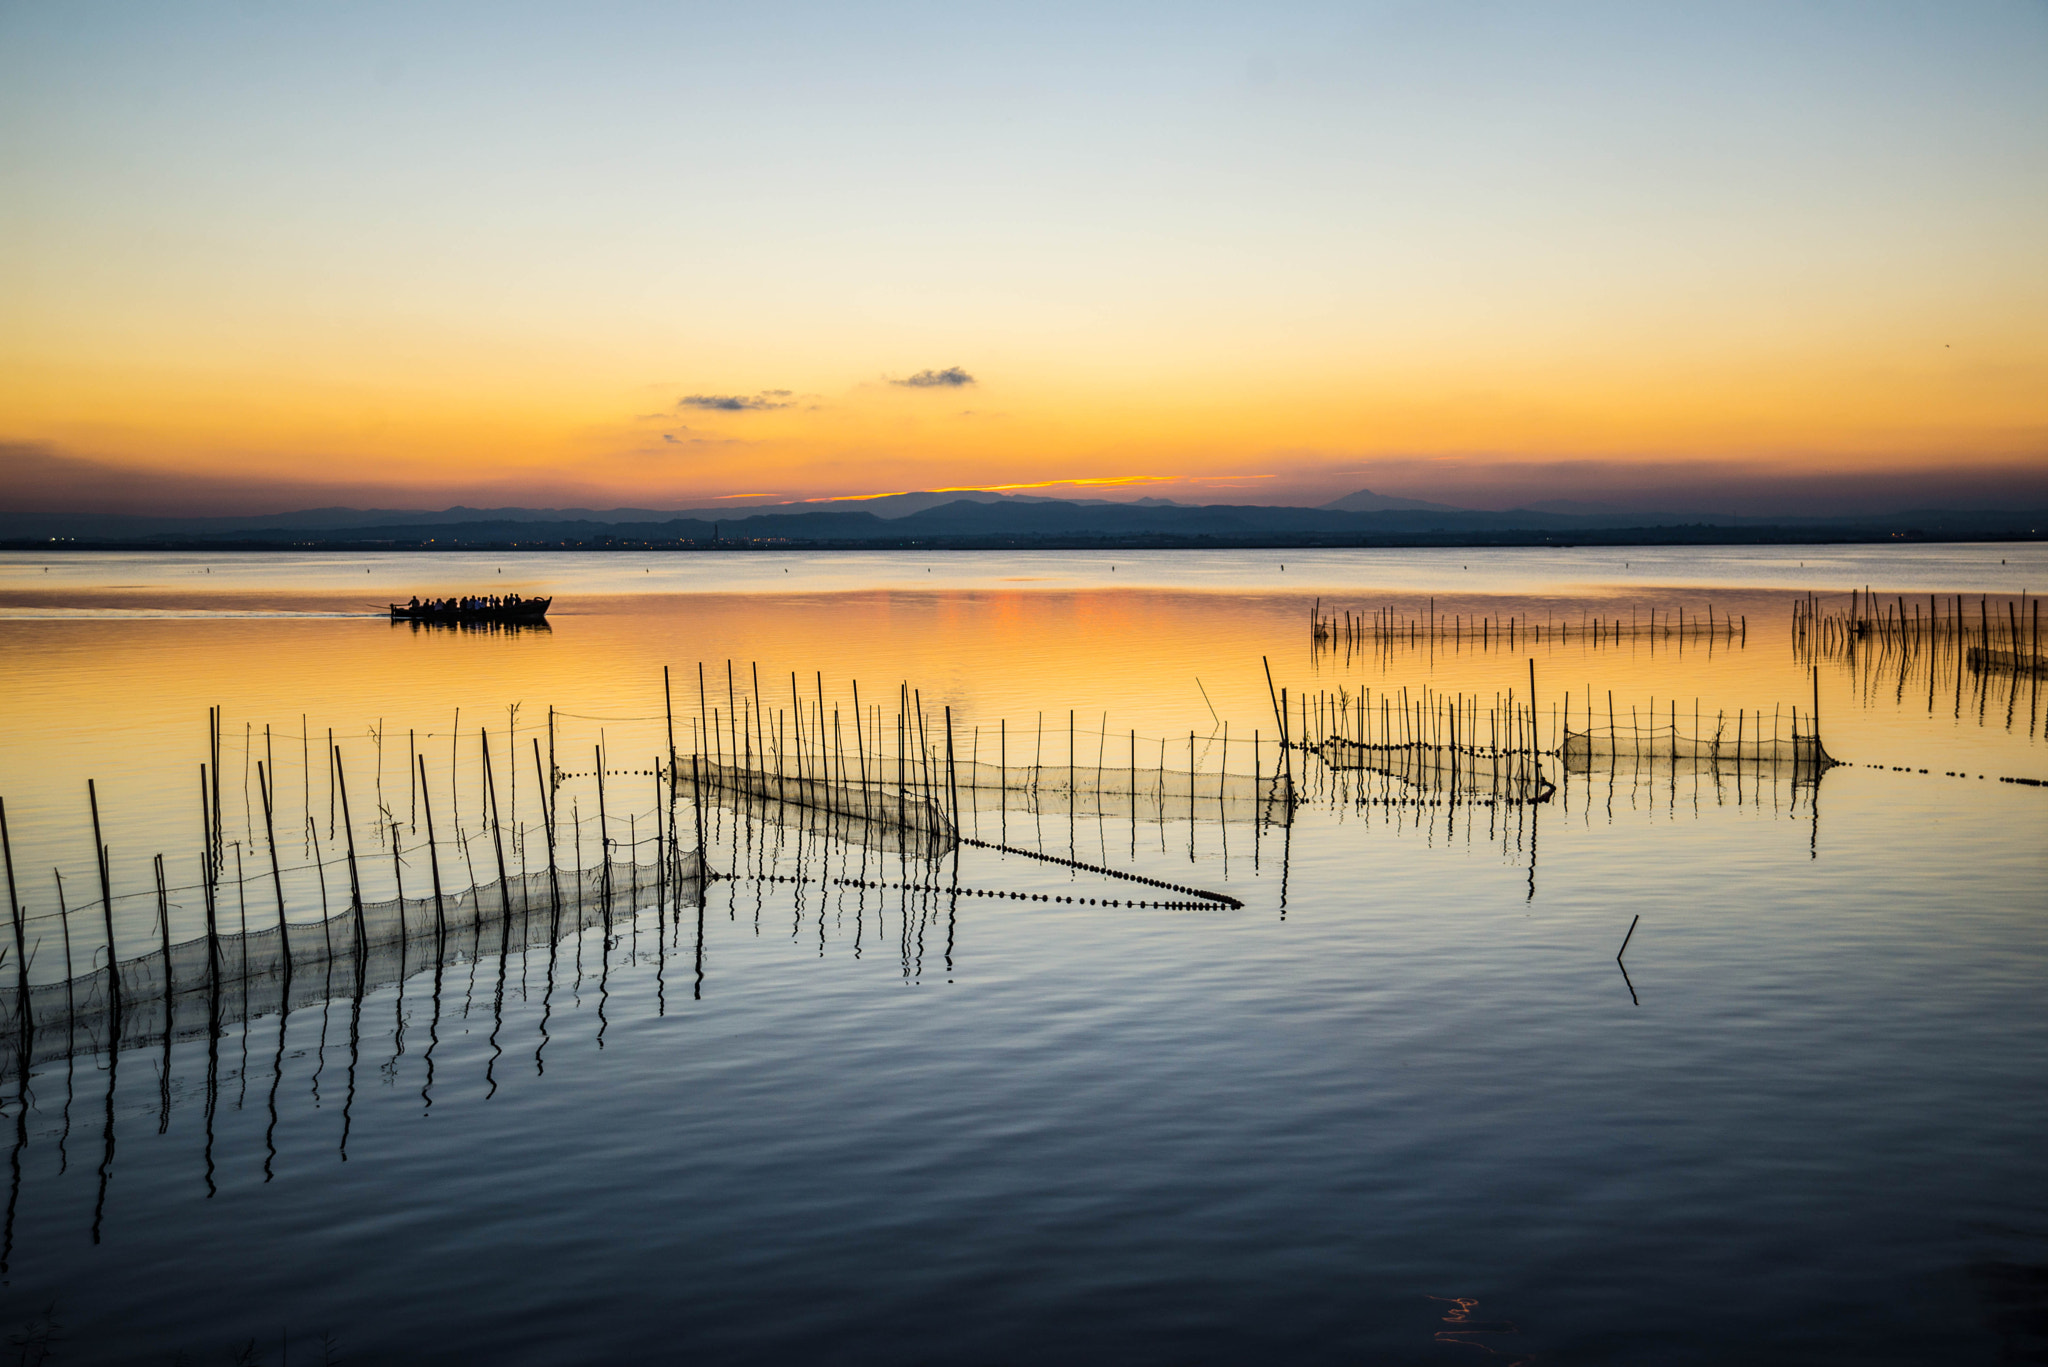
[[5, 525, 2042, 553]]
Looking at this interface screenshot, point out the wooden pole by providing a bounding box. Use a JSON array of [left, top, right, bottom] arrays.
[[946, 706, 959, 829], [211, 707, 222, 866], [595, 743, 609, 899], [257, 760, 291, 975], [418, 754, 446, 941], [388, 818, 406, 944], [88, 779, 120, 1019], [691, 751, 706, 855], [1528, 658, 1539, 755], [481, 729, 514, 921], [853, 682, 871, 822], [697, 662, 713, 774], [534, 738, 561, 933], [154, 851, 173, 1010], [333, 747, 367, 959], [752, 663, 768, 790], [199, 767, 220, 987], [1, 798, 28, 1029]]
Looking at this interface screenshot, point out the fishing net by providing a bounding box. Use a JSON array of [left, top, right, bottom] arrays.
[[679, 759, 958, 856], [1966, 647, 2048, 678], [1561, 718, 1833, 778], [947, 760, 1294, 826], [1, 849, 704, 1079], [1315, 741, 1553, 804], [679, 754, 1295, 848]]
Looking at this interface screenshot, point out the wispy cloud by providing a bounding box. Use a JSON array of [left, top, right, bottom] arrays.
[[890, 367, 975, 389], [800, 490, 912, 504], [679, 389, 793, 411], [661, 431, 745, 447]]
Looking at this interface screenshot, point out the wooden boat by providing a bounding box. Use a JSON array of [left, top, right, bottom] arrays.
[[389, 595, 552, 624]]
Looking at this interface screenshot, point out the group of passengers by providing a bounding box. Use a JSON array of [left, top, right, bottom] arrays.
[[406, 593, 525, 612]]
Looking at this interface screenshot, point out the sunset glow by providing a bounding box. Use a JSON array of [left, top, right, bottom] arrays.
[[3, 2, 2044, 515]]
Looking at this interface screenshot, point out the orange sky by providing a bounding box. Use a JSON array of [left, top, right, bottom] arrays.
[[2, 3, 2044, 513]]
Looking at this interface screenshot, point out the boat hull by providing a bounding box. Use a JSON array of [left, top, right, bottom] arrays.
[[389, 597, 551, 625]]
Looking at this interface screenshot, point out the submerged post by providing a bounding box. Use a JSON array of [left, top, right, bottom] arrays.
[[946, 706, 959, 828], [257, 760, 291, 976], [198, 767, 220, 988], [388, 821, 406, 944], [482, 729, 514, 921], [1, 798, 28, 1032], [596, 744, 610, 903], [153, 852, 173, 1010], [88, 779, 120, 1021], [418, 754, 446, 941], [533, 738, 561, 931], [333, 747, 367, 959], [691, 751, 706, 854], [665, 665, 678, 789], [655, 762, 667, 924]]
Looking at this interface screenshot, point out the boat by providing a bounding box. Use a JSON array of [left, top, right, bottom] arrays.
[[389, 595, 552, 624]]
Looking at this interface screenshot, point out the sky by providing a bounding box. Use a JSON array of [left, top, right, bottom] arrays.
[[2, 1, 2045, 516]]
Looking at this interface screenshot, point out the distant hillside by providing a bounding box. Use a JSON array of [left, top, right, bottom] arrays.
[[1320, 488, 1466, 513], [4, 495, 2041, 550]]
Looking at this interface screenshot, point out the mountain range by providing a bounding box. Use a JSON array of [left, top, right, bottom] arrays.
[[2, 488, 2040, 549]]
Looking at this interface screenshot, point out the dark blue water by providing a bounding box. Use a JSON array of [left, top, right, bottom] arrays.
[[1, 763, 2043, 1365], [2, 548, 2045, 1363]]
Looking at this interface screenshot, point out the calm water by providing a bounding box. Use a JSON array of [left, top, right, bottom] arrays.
[[1, 546, 2044, 1364]]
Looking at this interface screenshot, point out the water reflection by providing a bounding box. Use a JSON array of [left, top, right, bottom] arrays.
[[1, 562, 2042, 1361]]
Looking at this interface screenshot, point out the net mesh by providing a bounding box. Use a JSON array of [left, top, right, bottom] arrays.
[[948, 760, 1294, 825], [1, 850, 704, 1078], [680, 760, 958, 855], [680, 755, 1295, 843], [1967, 647, 2048, 678], [1315, 741, 1553, 803], [1561, 721, 1833, 776]]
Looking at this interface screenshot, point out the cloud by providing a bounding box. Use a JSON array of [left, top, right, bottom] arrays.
[[0, 441, 623, 516], [678, 391, 792, 411], [891, 367, 975, 389]]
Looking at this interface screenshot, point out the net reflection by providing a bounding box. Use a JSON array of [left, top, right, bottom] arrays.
[[0, 734, 1855, 1267]]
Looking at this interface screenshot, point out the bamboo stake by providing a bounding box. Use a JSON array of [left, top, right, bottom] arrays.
[[419, 754, 446, 941], [334, 748, 367, 959], [2, 798, 27, 1029], [88, 780, 119, 1020], [257, 760, 290, 975]]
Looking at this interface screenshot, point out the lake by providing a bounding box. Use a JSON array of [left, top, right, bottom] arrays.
[[0, 545, 2044, 1364]]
